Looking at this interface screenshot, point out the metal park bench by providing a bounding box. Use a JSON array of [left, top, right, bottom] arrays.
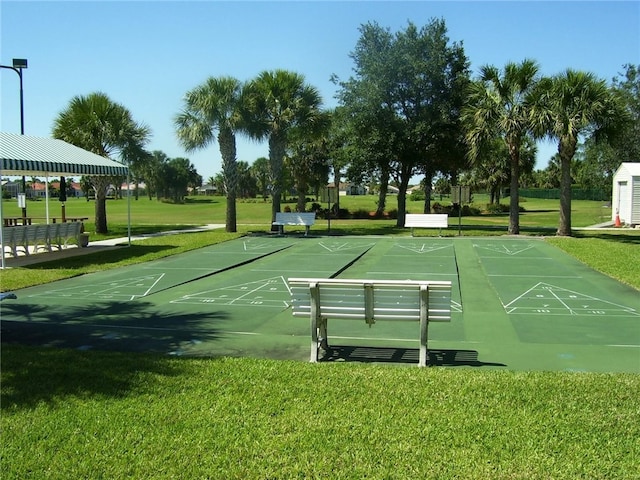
[[288, 278, 452, 366], [2, 222, 83, 257], [49, 221, 83, 251], [272, 212, 316, 236], [404, 213, 449, 236]]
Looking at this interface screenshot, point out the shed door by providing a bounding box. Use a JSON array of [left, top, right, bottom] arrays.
[[632, 176, 640, 224], [617, 181, 629, 223]]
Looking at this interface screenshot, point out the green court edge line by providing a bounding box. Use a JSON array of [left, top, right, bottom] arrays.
[[142, 244, 294, 298]]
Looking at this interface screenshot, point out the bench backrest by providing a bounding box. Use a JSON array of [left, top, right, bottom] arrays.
[[275, 212, 316, 225], [26, 224, 49, 241], [405, 213, 448, 228], [288, 277, 452, 323]]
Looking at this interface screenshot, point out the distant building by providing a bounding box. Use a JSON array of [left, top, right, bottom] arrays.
[[329, 182, 367, 196], [196, 184, 217, 195], [1, 180, 21, 198], [612, 162, 640, 226]]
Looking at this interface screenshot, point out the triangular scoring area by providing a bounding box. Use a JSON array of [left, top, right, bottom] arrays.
[[242, 240, 285, 251], [28, 274, 166, 301], [503, 282, 640, 316], [394, 243, 452, 254], [474, 243, 535, 256], [317, 241, 375, 253], [171, 276, 290, 308]]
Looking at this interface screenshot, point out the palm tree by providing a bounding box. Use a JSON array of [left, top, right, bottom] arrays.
[[53, 92, 150, 234], [530, 70, 628, 236], [464, 60, 540, 234], [242, 70, 324, 223], [175, 76, 244, 232]]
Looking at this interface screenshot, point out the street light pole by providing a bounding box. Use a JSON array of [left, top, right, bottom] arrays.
[[1, 58, 28, 220]]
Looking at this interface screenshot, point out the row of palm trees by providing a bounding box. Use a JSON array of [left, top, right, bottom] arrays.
[[464, 60, 627, 236], [51, 64, 628, 237], [175, 70, 325, 233], [178, 62, 627, 237]]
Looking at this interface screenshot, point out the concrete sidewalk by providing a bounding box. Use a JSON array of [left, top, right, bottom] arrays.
[[2, 224, 226, 268]]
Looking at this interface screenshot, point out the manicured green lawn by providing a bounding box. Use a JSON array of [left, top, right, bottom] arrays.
[[2, 194, 638, 479], [2, 346, 638, 479], [1, 192, 614, 237]]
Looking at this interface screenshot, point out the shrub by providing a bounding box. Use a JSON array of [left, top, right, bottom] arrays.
[[352, 209, 370, 219], [485, 203, 508, 214], [409, 190, 425, 202]]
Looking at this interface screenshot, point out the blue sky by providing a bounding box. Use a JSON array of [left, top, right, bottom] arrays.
[[1, 1, 638, 182]]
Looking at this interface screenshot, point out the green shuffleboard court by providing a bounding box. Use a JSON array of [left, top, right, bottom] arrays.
[[2, 235, 638, 372]]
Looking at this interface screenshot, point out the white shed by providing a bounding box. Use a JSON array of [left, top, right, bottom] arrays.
[[612, 162, 640, 226]]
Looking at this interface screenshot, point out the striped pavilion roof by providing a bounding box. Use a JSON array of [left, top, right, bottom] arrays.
[[0, 132, 128, 177]]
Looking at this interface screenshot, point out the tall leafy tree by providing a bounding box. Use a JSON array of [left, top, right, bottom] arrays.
[[609, 64, 640, 164], [242, 70, 324, 222], [251, 157, 271, 202], [52, 92, 150, 234], [142, 150, 170, 200], [336, 19, 470, 225], [464, 59, 540, 234], [175, 76, 244, 232], [530, 69, 628, 235]]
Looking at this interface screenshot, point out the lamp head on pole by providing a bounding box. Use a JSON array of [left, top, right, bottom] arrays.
[[12, 58, 27, 69]]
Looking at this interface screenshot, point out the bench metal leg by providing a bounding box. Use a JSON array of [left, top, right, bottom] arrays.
[[419, 285, 429, 367], [311, 314, 319, 363], [310, 316, 328, 363], [419, 323, 428, 367]]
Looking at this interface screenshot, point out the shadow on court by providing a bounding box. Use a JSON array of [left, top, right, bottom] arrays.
[[1, 300, 228, 355], [319, 346, 507, 367]]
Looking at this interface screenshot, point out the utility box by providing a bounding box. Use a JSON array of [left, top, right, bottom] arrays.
[[612, 162, 640, 226]]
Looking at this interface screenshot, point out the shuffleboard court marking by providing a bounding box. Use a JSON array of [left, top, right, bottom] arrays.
[[473, 243, 537, 256], [243, 240, 284, 251], [171, 275, 290, 308], [502, 282, 640, 317], [488, 274, 582, 279], [318, 241, 376, 252], [392, 242, 452, 254], [25, 273, 167, 301]]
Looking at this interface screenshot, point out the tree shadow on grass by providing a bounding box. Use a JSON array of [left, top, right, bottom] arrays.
[[319, 345, 506, 367], [574, 231, 640, 245], [22, 244, 175, 271], [1, 300, 228, 408]]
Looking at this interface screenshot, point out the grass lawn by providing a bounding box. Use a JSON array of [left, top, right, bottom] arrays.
[[2, 346, 639, 479], [1, 194, 638, 479]]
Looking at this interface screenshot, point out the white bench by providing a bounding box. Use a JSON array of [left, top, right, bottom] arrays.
[[1, 222, 83, 257], [405, 213, 448, 236], [49, 222, 83, 251], [288, 278, 452, 366], [272, 212, 316, 236]]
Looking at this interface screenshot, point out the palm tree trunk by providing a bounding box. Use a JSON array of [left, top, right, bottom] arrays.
[[93, 176, 110, 234], [219, 128, 238, 232], [508, 149, 520, 235], [269, 134, 286, 225], [557, 140, 576, 236]]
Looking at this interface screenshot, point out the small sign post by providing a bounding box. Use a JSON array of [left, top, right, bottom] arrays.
[[321, 187, 337, 234], [451, 186, 471, 236]]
